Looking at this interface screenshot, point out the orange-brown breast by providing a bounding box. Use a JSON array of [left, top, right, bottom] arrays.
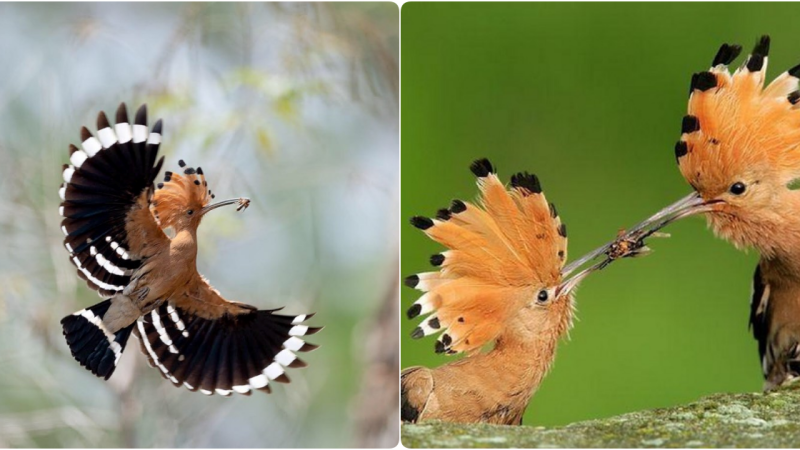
[[404, 301, 571, 425]]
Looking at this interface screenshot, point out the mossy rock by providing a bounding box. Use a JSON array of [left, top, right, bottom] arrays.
[[402, 386, 800, 448]]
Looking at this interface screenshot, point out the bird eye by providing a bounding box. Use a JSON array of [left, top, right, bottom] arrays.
[[537, 290, 549, 303], [729, 182, 746, 195], [187, 210, 194, 216]]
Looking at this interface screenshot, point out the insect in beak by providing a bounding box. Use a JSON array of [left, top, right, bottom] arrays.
[[561, 191, 718, 279], [200, 197, 251, 216]]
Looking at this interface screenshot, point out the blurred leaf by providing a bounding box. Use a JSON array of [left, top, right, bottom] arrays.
[[274, 90, 300, 123], [255, 127, 275, 158]]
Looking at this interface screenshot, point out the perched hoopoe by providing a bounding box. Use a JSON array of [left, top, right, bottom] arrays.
[[400, 159, 618, 425], [58, 103, 320, 396], [635, 36, 800, 390]]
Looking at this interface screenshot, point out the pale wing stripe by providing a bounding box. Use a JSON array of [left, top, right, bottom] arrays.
[[115, 123, 132, 143], [275, 349, 296, 366], [132, 124, 148, 143], [232, 384, 252, 394], [289, 325, 308, 336], [81, 137, 102, 157], [93, 249, 132, 276], [283, 336, 305, 351], [63, 166, 75, 183], [72, 256, 124, 291], [165, 304, 188, 334], [248, 374, 269, 389], [264, 362, 285, 380], [97, 127, 117, 148], [150, 309, 178, 354], [70, 150, 88, 168], [291, 315, 307, 325], [136, 317, 179, 384]]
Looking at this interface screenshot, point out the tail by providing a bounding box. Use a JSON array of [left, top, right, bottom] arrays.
[[61, 300, 135, 380], [133, 302, 321, 396]]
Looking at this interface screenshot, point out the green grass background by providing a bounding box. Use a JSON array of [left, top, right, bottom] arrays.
[[401, 2, 800, 427]]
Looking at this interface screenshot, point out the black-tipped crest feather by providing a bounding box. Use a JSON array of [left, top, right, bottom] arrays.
[[469, 158, 494, 178]]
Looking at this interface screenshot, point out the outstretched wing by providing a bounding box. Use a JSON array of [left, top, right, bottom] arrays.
[[677, 36, 800, 188], [132, 275, 320, 396], [59, 104, 166, 297], [405, 159, 566, 355]]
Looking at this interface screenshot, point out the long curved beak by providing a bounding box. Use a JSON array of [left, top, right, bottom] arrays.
[[624, 191, 716, 237], [200, 197, 251, 216], [557, 258, 608, 297], [561, 191, 716, 278], [556, 191, 719, 294]]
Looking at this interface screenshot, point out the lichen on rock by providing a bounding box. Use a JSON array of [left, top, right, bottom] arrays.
[[402, 386, 800, 448]]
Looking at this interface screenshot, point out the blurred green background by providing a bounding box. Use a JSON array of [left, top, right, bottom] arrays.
[[0, 2, 397, 448], [401, 2, 800, 428]]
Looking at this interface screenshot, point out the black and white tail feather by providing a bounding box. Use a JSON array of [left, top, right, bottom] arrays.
[[61, 300, 135, 379], [133, 303, 321, 396]]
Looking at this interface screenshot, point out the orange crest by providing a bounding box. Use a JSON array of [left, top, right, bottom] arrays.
[[406, 159, 567, 355], [677, 36, 800, 197], [152, 161, 216, 229]]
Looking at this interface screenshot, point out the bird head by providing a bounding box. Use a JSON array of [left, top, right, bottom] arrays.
[[152, 160, 249, 235], [405, 159, 603, 355], [639, 36, 800, 253]]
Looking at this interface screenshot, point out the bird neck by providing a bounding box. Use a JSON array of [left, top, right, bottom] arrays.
[[756, 191, 800, 274], [170, 228, 199, 268], [423, 303, 572, 424], [483, 303, 572, 398]]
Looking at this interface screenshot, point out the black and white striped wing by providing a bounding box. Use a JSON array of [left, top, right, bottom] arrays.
[[59, 104, 164, 297], [132, 302, 321, 396]]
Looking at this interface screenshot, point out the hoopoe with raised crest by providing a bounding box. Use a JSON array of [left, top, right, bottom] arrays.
[[400, 159, 640, 425], [630, 35, 800, 390], [58, 103, 320, 396]]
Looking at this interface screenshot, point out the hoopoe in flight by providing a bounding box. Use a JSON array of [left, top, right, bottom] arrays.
[[634, 36, 800, 390], [400, 159, 634, 425], [58, 103, 320, 396]]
